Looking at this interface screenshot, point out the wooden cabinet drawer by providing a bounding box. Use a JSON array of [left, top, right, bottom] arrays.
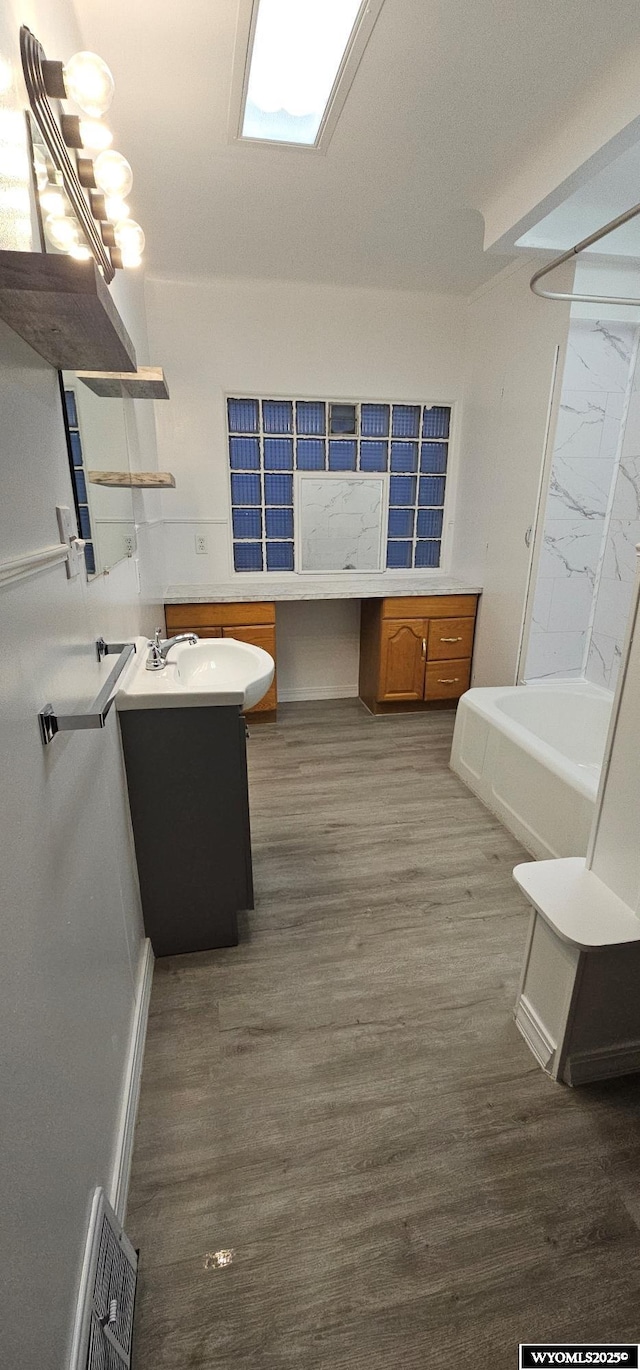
[[427, 617, 475, 661], [425, 658, 471, 701], [172, 626, 221, 638], [222, 624, 277, 714], [382, 594, 477, 621], [166, 602, 275, 630]]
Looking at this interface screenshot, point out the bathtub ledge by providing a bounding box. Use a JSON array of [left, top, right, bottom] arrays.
[[514, 857, 640, 950]]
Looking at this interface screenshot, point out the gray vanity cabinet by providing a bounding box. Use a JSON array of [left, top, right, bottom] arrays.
[[119, 705, 254, 956]]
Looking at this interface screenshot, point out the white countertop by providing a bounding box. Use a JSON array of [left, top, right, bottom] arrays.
[[164, 575, 482, 604]]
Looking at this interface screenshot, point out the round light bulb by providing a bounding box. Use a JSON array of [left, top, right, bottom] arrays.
[[120, 248, 143, 269], [93, 149, 133, 198], [78, 118, 112, 151], [69, 242, 92, 261], [40, 187, 68, 217], [104, 195, 130, 221], [33, 146, 49, 192], [45, 215, 80, 252], [114, 219, 144, 255], [63, 51, 114, 117]]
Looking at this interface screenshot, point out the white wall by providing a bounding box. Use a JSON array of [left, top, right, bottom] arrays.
[[145, 274, 467, 699], [454, 258, 571, 686], [0, 4, 161, 1365], [276, 600, 361, 701]]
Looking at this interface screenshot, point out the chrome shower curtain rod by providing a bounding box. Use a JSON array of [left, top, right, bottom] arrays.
[[530, 196, 640, 306]]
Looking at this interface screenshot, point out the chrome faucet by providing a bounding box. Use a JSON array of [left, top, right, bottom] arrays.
[[146, 627, 198, 671]]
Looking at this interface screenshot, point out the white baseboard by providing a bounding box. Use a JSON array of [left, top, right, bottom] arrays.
[[564, 1039, 640, 1086], [515, 995, 556, 1073], [109, 938, 154, 1222], [277, 684, 359, 702]]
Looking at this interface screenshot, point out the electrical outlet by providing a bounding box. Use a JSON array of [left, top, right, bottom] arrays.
[[124, 534, 135, 555], [195, 534, 208, 555]]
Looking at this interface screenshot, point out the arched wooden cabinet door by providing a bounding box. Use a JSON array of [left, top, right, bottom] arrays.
[[377, 618, 428, 701]]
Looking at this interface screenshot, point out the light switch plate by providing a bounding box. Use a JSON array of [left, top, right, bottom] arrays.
[[56, 505, 85, 579]]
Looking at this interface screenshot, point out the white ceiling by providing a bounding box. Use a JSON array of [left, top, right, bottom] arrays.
[[73, 0, 640, 292]]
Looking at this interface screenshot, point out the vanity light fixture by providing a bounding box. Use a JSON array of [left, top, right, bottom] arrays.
[[39, 185, 68, 217], [236, 0, 385, 148], [20, 26, 145, 281], [63, 50, 115, 117]]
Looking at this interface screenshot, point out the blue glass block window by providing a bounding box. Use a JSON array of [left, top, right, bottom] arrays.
[[390, 475, 417, 506], [266, 507, 294, 539], [69, 430, 83, 466], [84, 542, 96, 574], [229, 436, 260, 469], [78, 505, 92, 540], [234, 542, 263, 571], [64, 389, 78, 427], [390, 441, 418, 472], [266, 541, 294, 571], [228, 397, 259, 432], [387, 540, 412, 569], [422, 405, 450, 439], [264, 473, 293, 505], [388, 508, 414, 538], [262, 399, 293, 433], [296, 401, 325, 434], [74, 469, 87, 503], [263, 437, 294, 470], [227, 397, 452, 573], [231, 473, 261, 506], [420, 442, 448, 474], [233, 508, 262, 539], [361, 403, 389, 436], [417, 507, 443, 539], [328, 440, 356, 470], [359, 440, 388, 472], [415, 540, 441, 568], [296, 438, 325, 470], [392, 404, 420, 438], [419, 476, 446, 507], [330, 403, 357, 435]]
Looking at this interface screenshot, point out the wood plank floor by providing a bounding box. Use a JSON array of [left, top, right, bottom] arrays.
[[127, 700, 640, 1369]]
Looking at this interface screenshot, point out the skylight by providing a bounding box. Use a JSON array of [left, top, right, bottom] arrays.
[[241, 0, 367, 147]]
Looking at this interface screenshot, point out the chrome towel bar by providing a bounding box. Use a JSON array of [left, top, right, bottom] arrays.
[[39, 639, 136, 745]]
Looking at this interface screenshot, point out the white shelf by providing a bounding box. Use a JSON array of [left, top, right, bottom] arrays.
[[514, 857, 640, 950]]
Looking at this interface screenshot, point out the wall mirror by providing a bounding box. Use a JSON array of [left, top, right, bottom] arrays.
[[297, 474, 384, 572], [26, 117, 137, 577], [60, 373, 136, 576]]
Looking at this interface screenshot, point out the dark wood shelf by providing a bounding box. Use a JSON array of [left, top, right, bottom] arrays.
[[0, 250, 136, 372]]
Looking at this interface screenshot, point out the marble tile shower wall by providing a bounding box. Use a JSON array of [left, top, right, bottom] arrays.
[[587, 355, 640, 690], [526, 319, 637, 682]]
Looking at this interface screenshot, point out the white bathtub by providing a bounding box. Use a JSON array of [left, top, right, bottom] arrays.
[[450, 682, 612, 859]]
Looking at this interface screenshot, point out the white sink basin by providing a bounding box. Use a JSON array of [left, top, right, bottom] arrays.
[[117, 636, 274, 711]]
